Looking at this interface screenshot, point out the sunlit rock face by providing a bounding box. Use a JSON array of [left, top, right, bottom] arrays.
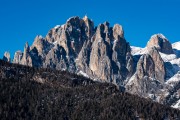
[[13, 51, 23, 64], [12, 16, 133, 85], [147, 34, 173, 54]]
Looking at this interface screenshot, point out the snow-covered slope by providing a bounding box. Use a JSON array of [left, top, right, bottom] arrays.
[[130, 46, 147, 55], [172, 41, 180, 50]]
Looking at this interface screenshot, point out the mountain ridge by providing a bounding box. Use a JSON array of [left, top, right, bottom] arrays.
[[2, 16, 180, 109]]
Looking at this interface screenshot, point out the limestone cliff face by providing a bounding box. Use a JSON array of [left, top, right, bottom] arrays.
[[76, 22, 133, 84], [12, 16, 133, 85], [20, 42, 33, 66], [45, 16, 94, 58], [43, 44, 68, 71], [126, 47, 165, 97], [31, 35, 51, 56], [132, 47, 165, 83], [148, 47, 165, 83], [89, 23, 112, 82], [11, 17, 169, 88], [147, 34, 173, 54], [13, 51, 23, 64]]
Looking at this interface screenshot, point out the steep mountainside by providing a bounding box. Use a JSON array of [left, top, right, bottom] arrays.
[[0, 60, 179, 120], [12, 16, 133, 85], [3, 16, 180, 109], [130, 38, 180, 109]]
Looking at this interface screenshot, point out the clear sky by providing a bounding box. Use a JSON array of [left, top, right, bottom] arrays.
[[0, 0, 180, 58]]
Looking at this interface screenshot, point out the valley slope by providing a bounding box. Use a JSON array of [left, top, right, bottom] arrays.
[[0, 60, 179, 119]]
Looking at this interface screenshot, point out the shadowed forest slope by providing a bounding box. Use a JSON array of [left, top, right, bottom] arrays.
[[0, 60, 180, 120]]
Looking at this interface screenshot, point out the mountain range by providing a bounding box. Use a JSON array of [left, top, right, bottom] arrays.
[[2, 16, 180, 110]]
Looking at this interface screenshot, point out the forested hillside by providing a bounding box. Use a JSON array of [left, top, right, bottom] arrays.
[[0, 60, 179, 120]]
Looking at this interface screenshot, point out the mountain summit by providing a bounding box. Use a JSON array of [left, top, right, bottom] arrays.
[[147, 34, 174, 54], [3, 16, 180, 109]]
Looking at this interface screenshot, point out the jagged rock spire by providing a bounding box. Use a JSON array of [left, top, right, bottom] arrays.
[[3, 51, 10, 62], [83, 14, 88, 21], [13, 50, 23, 64]]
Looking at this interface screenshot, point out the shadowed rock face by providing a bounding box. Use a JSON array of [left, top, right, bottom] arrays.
[[147, 34, 174, 54], [3, 52, 10, 62]]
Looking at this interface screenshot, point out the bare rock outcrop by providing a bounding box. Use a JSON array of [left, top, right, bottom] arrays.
[[20, 42, 33, 66], [13, 51, 23, 64], [147, 34, 173, 54], [43, 44, 68, 71], [3, 51, 10, 62], [126, 47, 165, 97], [89, 23, 112, 81], [31, 35, 52, 56], [12, 16, 134, 85], [148, 47, 165, 83], [77, 22, 134, 84]]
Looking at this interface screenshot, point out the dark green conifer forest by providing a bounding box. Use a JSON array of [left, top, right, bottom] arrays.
[[0, 60, 179, 120]]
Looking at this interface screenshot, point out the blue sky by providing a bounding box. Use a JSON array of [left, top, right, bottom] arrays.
[[0, 0, 180, 58]]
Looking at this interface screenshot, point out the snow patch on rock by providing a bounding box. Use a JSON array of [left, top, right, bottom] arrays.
[[130, 46, 147, 55], [172, 41, 180, 50], [77, 71, 89, 78], [54, 25, 61, 29], [172, 99, 180, 109]]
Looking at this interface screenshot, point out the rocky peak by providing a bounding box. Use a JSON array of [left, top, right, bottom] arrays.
[[31, 35, 51, 56], [135, 47, 165, 83], [147, 34, 173, 54], [20, 42, 33, 66], [113, 24, 124, 39], [83, 15, 88, 21], [13, 50, 23, 64], [66, 16, 83, 27], [32, 35, 44, 53], [3, 51, 10, 62], [112, 24, 129, 64], [103, 21, 110, 31], [95, 24, 106, 39], [148, 47, 165, 83], [46, 25, 63, 43], [77, 21, 133, 84], [126, 47, 165, 98], [82, 15, 94, 39]]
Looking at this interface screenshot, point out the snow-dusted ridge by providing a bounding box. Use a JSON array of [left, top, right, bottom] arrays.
[[150, 33, 167, 40], [130, 46, 147, 55], [54, 25, 61, 29], [172, 41, 180, 50]]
